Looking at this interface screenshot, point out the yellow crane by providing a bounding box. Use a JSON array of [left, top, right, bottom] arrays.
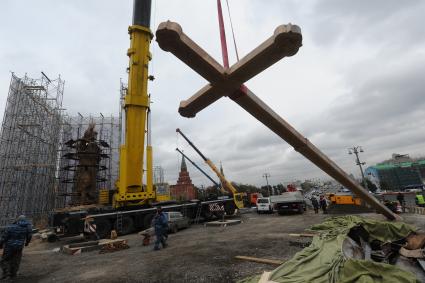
[[176, 128, 244, 209], [113, 0, 155, 208]]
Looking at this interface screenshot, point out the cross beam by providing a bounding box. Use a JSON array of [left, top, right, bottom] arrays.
[[156, 21, 398, 220]]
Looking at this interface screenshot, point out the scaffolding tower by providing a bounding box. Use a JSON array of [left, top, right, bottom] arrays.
[[57, 114, 120, 207], [0, 73, 64, 227]]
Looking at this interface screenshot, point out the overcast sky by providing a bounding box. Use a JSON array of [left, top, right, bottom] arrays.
[[0, 0, 424, 187]]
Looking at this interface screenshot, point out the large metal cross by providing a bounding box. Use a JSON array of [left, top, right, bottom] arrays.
[[156, 21, 397, 220]]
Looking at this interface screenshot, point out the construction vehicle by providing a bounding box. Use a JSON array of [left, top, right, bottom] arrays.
[[286, 184, 298, 192], [249, 192, 263, 206], [176, 128, 245, 209], [328, 193, 362, 206], [51, 0, 240, 239], [325, 192, 374, 214], [271, 191, 306, 215]]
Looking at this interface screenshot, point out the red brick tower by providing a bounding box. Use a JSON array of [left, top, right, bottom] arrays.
[[170, 156, 196, 200]]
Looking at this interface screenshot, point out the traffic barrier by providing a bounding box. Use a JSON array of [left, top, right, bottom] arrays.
[[406, 206, 425, 215]]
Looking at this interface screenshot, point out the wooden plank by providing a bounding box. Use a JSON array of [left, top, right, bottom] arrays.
[[288, 233, 315, 238], [235, 256, 284, 266], [62, 238, 127, 255], [68, 240, 99, 248]]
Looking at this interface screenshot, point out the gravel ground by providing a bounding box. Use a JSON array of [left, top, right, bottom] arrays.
[[9, 211, 425, 283]]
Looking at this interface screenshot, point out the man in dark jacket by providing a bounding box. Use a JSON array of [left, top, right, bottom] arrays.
[[319, 196, 328, 214], [0, 215, 32, 279], [397, 192, 405, 212], [311, 197, 319, 214], [153, 207, 168, 251]]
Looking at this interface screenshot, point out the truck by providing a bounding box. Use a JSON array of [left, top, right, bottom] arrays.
[[271, 191, 306, 215], [51, 0, 240, 240], [249, 192, 263, 207]]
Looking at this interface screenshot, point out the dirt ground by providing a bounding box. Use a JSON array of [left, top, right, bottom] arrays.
[[10, 211, 425, 283]]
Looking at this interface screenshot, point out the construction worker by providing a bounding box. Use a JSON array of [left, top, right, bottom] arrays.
[[0, 215, 32, 280], [416, 193, 425, 207], [83, 217, 99, 241], [319, 196, 328, 214], [397, 192, 405, 212], [153, 207, 168, 251], [311, 197, 319, 214]]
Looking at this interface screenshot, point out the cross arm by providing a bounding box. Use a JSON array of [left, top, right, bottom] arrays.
[[178, 84, 229, 118], [157, 21, 303, 118], [228, 24, 302, 83], [156, 21, 225, 84]]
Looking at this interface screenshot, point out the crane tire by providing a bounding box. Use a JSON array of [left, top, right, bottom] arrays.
[[224, 203, 236, 215], [95, 218, 112, 239], [115, 216, 134, 235]]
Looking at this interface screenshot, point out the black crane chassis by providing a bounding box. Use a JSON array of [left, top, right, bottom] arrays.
[[52, 198, 237, 239]]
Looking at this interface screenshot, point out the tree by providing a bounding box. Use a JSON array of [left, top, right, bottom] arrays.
[[300, 181, 314, 191], [273, 183, 285, 194], [232, 183, 260, 193]]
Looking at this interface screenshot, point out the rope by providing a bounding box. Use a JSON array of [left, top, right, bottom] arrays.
[[225, 0, 240, 61]]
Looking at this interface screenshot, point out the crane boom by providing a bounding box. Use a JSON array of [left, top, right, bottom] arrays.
[[114, 0, 155, 207], [176, 128, 244, 209]]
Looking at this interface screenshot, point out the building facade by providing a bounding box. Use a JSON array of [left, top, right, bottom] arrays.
[[170, 157, 196, 201], [365, 157, 425, 191]]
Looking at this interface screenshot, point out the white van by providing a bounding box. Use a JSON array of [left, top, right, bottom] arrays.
[[256, 197, 273, 214]]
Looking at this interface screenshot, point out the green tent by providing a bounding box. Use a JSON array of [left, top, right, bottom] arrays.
[[239, 216, 420, 283]]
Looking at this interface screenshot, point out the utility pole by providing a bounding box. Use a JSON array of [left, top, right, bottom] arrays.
[[263, 173, 271, 196], [348, 146, 368, 191]]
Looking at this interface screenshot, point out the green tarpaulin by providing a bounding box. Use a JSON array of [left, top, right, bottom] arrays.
[[238, 216, 419, 283]]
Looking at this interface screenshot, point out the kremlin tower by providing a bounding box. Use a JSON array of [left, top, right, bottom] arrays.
[[170, 156, 196, 200]]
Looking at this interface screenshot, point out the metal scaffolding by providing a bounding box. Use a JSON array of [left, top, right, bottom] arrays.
[[0, 73, 64, 226], [57, 114, 120, 207]]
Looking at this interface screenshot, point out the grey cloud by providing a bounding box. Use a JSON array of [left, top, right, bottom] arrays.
[[1, 1, 424, 188]]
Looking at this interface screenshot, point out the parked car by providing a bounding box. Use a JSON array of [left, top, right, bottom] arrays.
[[256, 197, 273, 214], [164, 211, 190, 233]]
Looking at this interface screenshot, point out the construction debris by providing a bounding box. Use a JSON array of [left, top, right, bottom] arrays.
[[405, 233, 425, 250], [99, 241, 130, 254], [399, 247, 425, 258], [62, 238, 128, 255], [139, 227, 155, 246], [235, 256, 284, 266], [238, 216, 424, 283]]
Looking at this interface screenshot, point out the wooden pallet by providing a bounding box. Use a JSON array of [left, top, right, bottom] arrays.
[[62, 238, 128, 255]]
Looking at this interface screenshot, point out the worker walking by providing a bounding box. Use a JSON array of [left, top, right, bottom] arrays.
[[319, 196, 328, 214], [416, 193, 425, 207], [153, 207, 168, 251], [0, 215, 32, 280], [311, 197, 319, 214], [397, 192, 405, 212]]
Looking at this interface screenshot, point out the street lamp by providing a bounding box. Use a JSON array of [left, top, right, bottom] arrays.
[[263, 173, 272, 196], [348, 146, 368, 191]]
